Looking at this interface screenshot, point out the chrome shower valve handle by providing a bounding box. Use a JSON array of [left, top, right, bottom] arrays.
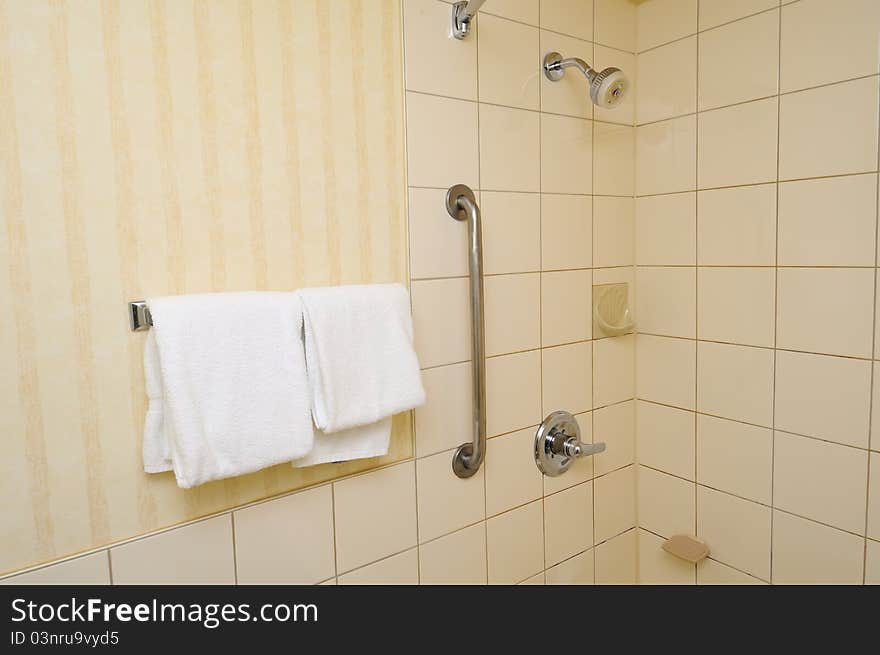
[[534, 410, 606, 477]]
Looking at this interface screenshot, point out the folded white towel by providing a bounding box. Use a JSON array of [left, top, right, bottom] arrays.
[[299, 283, 425, 431], [142, 292, 314, 488], [294, 283, 425, 466]]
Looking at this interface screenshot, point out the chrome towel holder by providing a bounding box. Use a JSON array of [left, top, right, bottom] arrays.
[[446, 184, 486, 478]]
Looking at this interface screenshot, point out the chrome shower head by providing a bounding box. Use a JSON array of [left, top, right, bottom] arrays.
[[543, 52, 629, 109]]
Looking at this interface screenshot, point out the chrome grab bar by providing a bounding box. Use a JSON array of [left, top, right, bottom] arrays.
[[446, 185, 486, 478]]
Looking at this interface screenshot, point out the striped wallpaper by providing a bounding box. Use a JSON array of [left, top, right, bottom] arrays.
[[0, 0, 409, 575]]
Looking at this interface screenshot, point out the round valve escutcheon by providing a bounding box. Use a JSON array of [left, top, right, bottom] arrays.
[[534, 410, 606, 477]]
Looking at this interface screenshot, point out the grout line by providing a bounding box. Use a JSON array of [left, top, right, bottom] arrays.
[[106, 550, 114, 586], [769, 3, 783, 583], [409, 184, 634, 198], [636, 331, 879, 364], [634, 170, 880, 199], [329, 483, 340, 581], [692, 2, 700, 573], [862, 68, 880, 583], [230, 512, 239, 584]]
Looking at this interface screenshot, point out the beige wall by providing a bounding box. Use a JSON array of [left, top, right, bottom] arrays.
[[3, 0, 641, 585], [634, 0, 880, 584], [0, 0, 409, 576]]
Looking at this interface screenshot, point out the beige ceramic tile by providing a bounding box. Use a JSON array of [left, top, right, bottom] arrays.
[[404, 0, 477, 100], [416, 362, 472, 457], [780, 0, 880, 93], [482, 191, 542, 274], [870, 453, 880, 540], [487, 350, 542, 436], [111, 516, 234, 584], [338, 549, 418, 585], [593, 197, 634, 268], [698, 98, 778, 189], [234, 486, 334, 584], [417, 450, 485, 543], [773, 431, 868, 534], [697, 341, 774, 427], [637, 401, 695, 481], [772, 511, 864, 584], [540, 30, 594, 119], [594, 122, 635, 196], [635, 266, 696, 338], [697, 486, 771, 580], [775, 350, 871, 449], [776, 268, 874, 359], [866, 540, 880, 585], [635, 192, 696, 265], [478, 13, 539, 109], [486, 427, 544, 516], [697, 184, 776, 265], [542, 193, 592, 271], [2, 552, 110, 585], [636, 0, 698, 52], [595, 0, 636, 51], [594, 529, 637, 584], [406, 92, 478, 188], [638, 529, 695, 584], [594, 335, 635, 408], [594, 465, 636, 543], [485, 273, 541, 356], [697, 558, 765, 585], [593, 46, 637, 125], [334, 462, 417, 572], [697, 414, 772, 504], [480, 104, 540, 192], [411, 277, 470, 368], [482, 0, 539, 25], [698, 0, 777, 30], [545, 482, 593, 566], [419, 523, 487, 585], [408, 187, 469, 279], [778, 174, 878, 267], [541, 114, 593, 194], [540, 0, 593, 40], [698, 267, 775, 347], [541, 270, 591, 346], [636, 37, 696, 124], [698, 10, 778, 111], [779, 77, 880, 180], [635, 115, 697, 196], [593, 401, 636, 476], [545, 549, 595, 585], [487, 500, 545, 583], [544, 411, 595, 495], [542, 341, 593, 416], [636, 335, 696, 409], [638, 466, 695, 537]]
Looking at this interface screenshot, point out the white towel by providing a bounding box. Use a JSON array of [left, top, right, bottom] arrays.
[[293, 283, 425, 467], [142, 292, 314, 488]]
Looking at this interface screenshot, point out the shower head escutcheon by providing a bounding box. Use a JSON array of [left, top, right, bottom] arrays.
[[542, 51, 629, 109]]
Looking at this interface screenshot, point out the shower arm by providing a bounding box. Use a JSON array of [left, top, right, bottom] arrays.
[[450, 0, 487, 40], [544, 55, 596, 82]]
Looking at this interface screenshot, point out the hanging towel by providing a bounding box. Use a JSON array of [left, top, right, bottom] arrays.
[[142, 292, 314, 488], [293, 283, 425, 466]]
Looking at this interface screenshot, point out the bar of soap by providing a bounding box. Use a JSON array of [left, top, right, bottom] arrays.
[[662, 534, 709, 563]]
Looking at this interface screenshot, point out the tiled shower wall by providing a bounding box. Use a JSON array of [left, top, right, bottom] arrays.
[[634, 0, 880, 584], [3, 0, 639, 585]]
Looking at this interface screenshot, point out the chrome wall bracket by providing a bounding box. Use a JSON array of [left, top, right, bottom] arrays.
[[450, 0, 485, 40], [534, 410, 606, 477], [129, 301, 152, 332]]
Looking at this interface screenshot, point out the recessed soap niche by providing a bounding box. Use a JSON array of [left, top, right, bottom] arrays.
[[593, 283, 635, 338]]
